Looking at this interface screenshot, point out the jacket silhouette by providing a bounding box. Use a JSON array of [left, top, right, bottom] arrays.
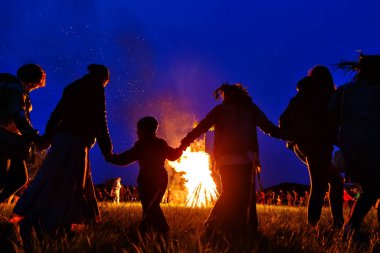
[[280, 67, 344, 228]]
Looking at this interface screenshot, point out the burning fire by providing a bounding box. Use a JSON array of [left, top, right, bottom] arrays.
[[168, 140, 219, 207]]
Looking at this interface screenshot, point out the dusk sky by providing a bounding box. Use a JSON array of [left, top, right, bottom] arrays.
[[1, 1, 379, 188]]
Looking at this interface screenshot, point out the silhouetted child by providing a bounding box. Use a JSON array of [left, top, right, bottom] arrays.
[[107, 116, 183, 234]]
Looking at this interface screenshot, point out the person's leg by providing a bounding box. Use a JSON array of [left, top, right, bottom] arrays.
[[149, 185, 169, 233], [306, 153, 329, 226], [248, 166, 258, 234], [205, 166, 233, 233], [346, 183, 380, 232], [138, 178, 169, 234], [138, 193, 150, 233], [0, 159, 27, 203], [328, 164, 344, 228], [208, 164, 251, 237]]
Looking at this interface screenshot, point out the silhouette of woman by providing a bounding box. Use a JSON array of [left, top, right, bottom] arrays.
[[181, 83, 288, 240], [280, 66, 344, 228]]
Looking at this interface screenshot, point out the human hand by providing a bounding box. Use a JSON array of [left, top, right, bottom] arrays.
[[180, 137, 193, 150], [178, 143, 188, 151]]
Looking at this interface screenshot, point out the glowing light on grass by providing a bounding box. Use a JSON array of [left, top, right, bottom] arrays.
[[168, 141, 219, 207]]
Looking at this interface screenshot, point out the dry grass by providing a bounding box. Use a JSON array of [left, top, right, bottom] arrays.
[[1, 203, 379, 252]]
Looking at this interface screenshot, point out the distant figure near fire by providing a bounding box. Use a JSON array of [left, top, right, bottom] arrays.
[[181, 83, 290, 241], [107, 116, 184, 234], [112, 177, 122, 204]]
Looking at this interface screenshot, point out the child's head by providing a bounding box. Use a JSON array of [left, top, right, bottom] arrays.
[[137, 116, 159, 138]]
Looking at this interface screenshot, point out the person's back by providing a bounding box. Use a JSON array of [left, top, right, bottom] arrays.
[[46, 74, 108, 148], [331, 54, 380, 237], [280, 75, 334, 149], [107, 118, 182, 178], [211, 101, 259, 159], [182, 83, 284, 164], [107, 116, 183, 234], [332, 55, 380, 178], [134, 136, 176, 178], [338, 80, 380, 175], [44, 64, 112, 157], [0, 74, 23, 127]]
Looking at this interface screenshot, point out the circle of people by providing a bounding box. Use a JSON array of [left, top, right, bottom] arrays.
[[0, 54, 379, 244]]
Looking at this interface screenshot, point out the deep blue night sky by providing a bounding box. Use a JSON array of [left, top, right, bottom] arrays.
[[1, 1, 379, 187]]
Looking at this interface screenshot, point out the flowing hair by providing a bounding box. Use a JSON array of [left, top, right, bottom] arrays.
[[337, 53, 380, 82], [213, 82, 249, 100]]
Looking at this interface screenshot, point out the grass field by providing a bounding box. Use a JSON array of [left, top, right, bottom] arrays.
[[0, 203, 379, 252]]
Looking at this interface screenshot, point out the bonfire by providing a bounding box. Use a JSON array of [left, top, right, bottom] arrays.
[[167, 139, 219, 207]]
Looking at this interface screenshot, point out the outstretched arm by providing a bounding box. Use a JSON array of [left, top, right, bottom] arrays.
[[181, 107, 217, 147], [106, 145, 138, 166], [166, 146, 184, 161], [252, 103, 292, 141], [95, 88, 113, 158]]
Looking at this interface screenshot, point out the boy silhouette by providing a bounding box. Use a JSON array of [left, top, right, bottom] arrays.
[[107, 116, 183, 234]]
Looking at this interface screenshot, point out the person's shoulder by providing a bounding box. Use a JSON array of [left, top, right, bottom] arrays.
[[0, 73, 18, 83], [0, 77, 23, 92], [63, 80, 78, 93], [203, 103, 222, 113], [4, 82, 22, 90], [335, 82, 356, 93]]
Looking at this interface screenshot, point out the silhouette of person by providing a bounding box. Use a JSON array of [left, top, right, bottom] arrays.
[[106, 116, 183, 234], [287, 191, 293, 206], [124, 186, 133, 202], [180, 83, 289, 240], [112, 177, 122, 204], [10, 64, 113, 239], [293, 190, 299, 206], [0, 64, 47, 204], [329, 54, 380, 236], [280, 66, 344, 228]]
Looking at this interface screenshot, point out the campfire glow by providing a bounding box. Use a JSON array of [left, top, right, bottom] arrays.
[[168, 141, 219, 207]]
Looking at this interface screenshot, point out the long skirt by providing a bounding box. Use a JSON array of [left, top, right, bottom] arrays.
[[13, 132, 99, 233], [205, 163, 257, 239]]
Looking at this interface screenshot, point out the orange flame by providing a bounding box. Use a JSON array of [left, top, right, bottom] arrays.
[[168, 141, 219, 207]]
